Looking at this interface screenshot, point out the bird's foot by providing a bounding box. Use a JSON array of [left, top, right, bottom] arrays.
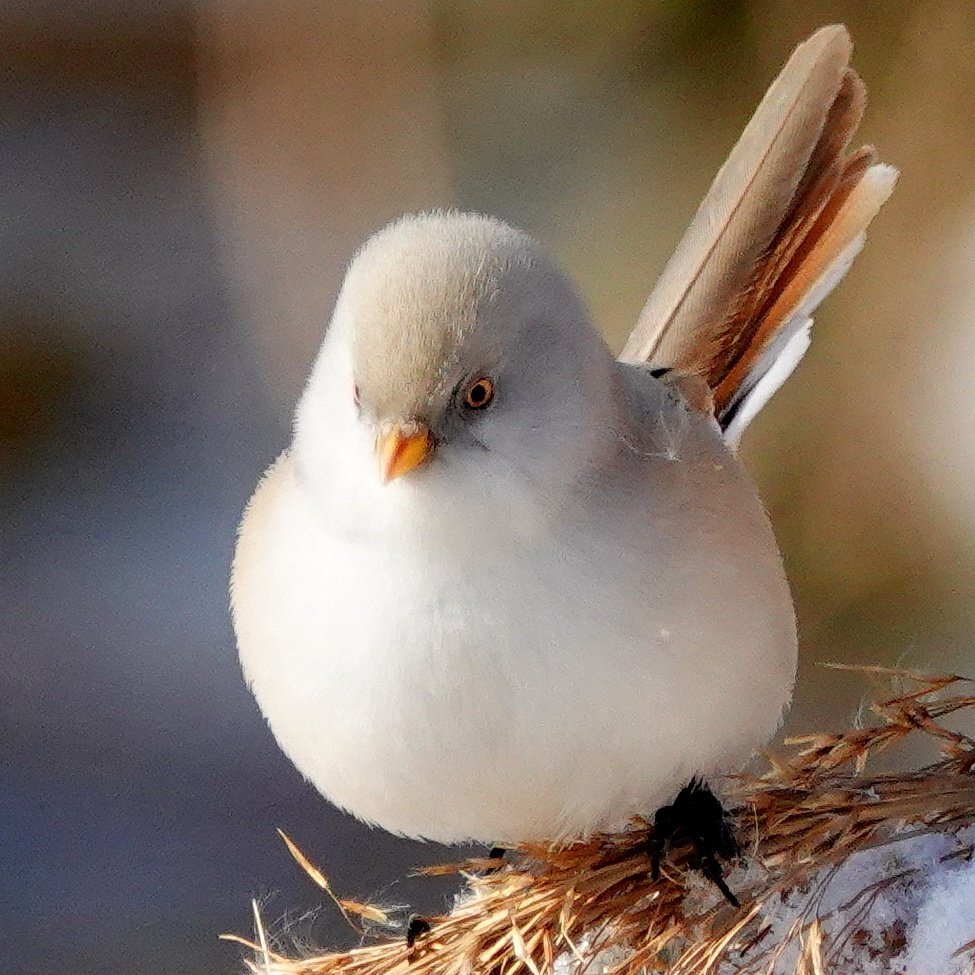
[[647, 777, 741, 908], [405, 914, 432, 948], [482, 845, 506, 874], [406, 847, 503, 948]]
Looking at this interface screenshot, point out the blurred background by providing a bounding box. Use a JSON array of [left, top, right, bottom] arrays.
[[4, 1, 975, 972]]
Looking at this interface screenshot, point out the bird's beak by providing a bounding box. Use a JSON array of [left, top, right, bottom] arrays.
[[376, 425, 435, 484]]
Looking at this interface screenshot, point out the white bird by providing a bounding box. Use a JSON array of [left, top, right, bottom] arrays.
[[231, 26, 895, 849]]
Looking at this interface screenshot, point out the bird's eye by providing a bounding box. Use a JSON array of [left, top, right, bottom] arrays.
[[353, 383, 361, 407], [463, 376, 495, 410]]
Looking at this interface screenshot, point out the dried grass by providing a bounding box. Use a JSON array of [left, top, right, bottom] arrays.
[[226, 667, 975, 975]]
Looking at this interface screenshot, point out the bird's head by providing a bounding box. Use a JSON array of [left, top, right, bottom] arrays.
[[294, 212, 619, 510]]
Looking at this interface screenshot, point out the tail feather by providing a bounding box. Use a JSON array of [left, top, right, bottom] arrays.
[[620, 26, 896, 443], [714, 159, 896, 417], [719, 75, 868, 375], [722, 319, 812, 448]]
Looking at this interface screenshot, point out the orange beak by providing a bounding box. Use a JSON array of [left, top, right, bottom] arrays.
[[376, 425, 434, 483]]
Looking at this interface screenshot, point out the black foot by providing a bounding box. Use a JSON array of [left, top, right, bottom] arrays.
[[479, 845, 506, 874], [647, 778, 741, 908], [467, 846, 506, 877], [405, 914, 431, 948]]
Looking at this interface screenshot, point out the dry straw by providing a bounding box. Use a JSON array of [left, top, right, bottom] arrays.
[[226, 667, 975, 975]]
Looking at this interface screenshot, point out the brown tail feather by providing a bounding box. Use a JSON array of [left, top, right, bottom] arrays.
[[716, 71, 868, 377]]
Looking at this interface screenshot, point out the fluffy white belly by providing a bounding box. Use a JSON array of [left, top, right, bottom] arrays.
[[232, 453, 796, 843]]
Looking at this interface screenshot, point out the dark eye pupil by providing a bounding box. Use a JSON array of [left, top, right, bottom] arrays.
[[463, 376, 494, 409]]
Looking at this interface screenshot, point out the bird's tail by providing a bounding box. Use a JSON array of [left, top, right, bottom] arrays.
[[620, 25, 896, 447]]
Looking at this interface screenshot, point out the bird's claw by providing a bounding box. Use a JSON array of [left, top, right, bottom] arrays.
[[647, 777, 741, 908], [405, 914, 431, 948]]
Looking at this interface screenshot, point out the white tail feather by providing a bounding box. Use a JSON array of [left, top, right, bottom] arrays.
[[724, 320, 812, 449]]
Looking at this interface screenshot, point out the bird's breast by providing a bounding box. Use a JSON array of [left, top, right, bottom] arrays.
[[231, 448, 796, 842]]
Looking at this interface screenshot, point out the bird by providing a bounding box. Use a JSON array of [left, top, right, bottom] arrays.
[[230, 26, 895, 852]]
